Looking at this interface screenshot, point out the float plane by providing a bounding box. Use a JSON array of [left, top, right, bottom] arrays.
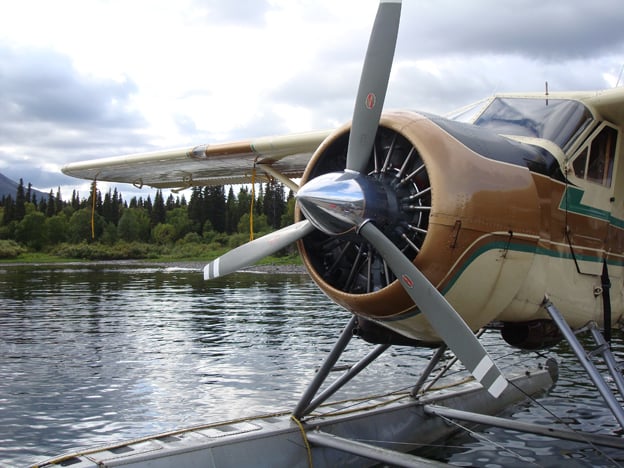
[[42, 0, 624, 465]]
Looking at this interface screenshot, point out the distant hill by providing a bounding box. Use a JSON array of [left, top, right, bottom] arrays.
[[0, 173, 19, 199], [0, 173, 48, 201]]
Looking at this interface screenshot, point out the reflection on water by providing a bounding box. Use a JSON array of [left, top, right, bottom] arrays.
[[1, 263, 623, 467]]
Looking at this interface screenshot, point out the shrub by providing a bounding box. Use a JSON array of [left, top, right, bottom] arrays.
[[227, 233, 250, 249], [180, 232, 203, 244], [51, 242, 157, 260], [0, 240, 26, 259], [152, 223, 176, 245], [170, 243, 206, 258]]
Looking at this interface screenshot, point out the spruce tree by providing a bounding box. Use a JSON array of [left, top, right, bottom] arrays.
[[15, 179, 25, 221], [2, 195, 15, 225], [188, 186, 206, 233], [263, 180, 286, 229], [225, 186, 237, 233], [151, 190, 166, 226], [46, 190, 56, 217], [26, 182, 33, 204], [71, 190, 81, 211], [55, 187, 64, 214], [207, 186, 226, 232]]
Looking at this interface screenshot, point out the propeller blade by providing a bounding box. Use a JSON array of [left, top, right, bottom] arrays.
[[346, 0, 401, 174], [204, 220, 315, 280], [358, 221, 508, 398]]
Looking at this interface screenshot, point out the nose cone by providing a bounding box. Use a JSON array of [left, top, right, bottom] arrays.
[[296, 171, 366, 235]]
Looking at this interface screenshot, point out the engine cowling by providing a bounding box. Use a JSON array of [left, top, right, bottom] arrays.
[[296, 111, 542, 342]]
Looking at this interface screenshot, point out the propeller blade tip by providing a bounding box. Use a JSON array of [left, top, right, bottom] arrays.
[[473, 355, 508, 398], [488, 376, 508, 398], [204, 259, 220, 280]]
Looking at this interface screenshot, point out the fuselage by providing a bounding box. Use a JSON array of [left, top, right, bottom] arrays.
[[297, 88, 624, 344]]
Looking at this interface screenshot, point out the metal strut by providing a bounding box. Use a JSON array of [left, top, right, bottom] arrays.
[[542, 296, 624, 429], [306, 431, 448, 467], [411, 345, 447, 397], [290, 316, 448, 467], [292, 317, 392, 419], [292, 317, 358, 419]]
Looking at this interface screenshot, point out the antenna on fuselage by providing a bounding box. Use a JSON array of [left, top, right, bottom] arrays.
[[544, 81, 549, 105]]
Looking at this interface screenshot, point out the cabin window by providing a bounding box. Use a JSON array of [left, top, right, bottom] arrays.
[[572, 148, 588, 179], [571, 125, 618, 187], [473, 98, 593, 150]]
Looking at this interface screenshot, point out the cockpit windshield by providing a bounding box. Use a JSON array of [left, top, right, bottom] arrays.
[[472, 97, 594, 151]]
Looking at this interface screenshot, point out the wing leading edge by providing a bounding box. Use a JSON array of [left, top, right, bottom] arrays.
[[62, 130, 332, 190]]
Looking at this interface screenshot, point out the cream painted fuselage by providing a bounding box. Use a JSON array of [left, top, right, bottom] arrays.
[[297, 89, 624, 345]]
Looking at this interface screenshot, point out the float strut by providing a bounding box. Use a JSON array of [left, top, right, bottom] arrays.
[[542, 297, 624, 429], [292, 316, 357, 419], [303, 343, 389, 415], [411, 345, 447, 397], [306, 430, 448, 467], [588, 323, 624, 399]]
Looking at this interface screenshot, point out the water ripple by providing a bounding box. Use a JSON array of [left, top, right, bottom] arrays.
[[1, 264, 622, 467]]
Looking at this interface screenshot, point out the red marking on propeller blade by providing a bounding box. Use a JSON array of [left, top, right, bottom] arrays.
[[402, 274, 414, 288], [365, 93, 376, 109]]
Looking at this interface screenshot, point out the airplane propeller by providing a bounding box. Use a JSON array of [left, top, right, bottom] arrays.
[[345, 0, 400, 174], [204, 0, 508, 398], [204, 220, 314, 279]]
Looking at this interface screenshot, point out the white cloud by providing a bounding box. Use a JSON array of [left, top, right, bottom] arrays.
[[0, 0, 622, 200]]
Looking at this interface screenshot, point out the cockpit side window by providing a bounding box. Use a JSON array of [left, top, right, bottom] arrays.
[[572, 124, 618, 187], [572, 148, 588, 179]]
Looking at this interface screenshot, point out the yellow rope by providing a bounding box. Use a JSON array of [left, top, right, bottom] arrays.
[[91, 179, 97, 239], [290, 415, 313, 468], [249, 167, 256, 241]]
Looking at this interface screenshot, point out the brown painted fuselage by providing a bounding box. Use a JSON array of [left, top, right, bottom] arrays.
[[298, 90, 624, 344]]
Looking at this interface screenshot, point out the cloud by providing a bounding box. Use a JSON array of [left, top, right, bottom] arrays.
[[0, 44, 154, 192], [262, 0, 624, 125], [0, 48, 138, 126], [399, 0, 624, 60], [197, 0, 272, 25], [0, 0, 622, 201]]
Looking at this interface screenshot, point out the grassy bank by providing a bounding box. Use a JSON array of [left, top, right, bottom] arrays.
[[0, 239, 302, 266]]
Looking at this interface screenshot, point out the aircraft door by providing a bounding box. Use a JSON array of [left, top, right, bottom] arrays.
[[565, 123, 619, 276]]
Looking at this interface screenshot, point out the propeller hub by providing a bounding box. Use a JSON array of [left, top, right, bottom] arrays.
[[296, 171, 388, 235]]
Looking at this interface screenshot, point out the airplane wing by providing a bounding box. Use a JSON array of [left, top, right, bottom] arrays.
[[62, 130, 332, 190]]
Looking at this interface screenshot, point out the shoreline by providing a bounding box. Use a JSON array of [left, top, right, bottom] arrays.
[[240, 264, 307, 274], [1, 259, 308, 275], [155, 261, 307, 274]]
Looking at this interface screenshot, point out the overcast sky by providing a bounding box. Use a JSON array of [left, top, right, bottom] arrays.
[[1, 0, 623, 200]]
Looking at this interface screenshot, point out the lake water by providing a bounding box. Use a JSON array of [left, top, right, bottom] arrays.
[[1, 263, 623, 467]]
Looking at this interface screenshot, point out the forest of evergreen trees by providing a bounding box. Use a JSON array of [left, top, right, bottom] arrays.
[[0, 178, 295, 260]]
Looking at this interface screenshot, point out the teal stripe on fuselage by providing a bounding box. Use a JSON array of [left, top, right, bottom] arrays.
[[377, 238, 611, 323], [560, 186, 624, 229], [376, 230, 623, 324], [439, 239, 622, 296]]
